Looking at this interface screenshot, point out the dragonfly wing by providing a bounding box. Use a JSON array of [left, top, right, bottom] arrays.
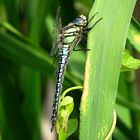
[[56, 6, 62, 30], [51, 27, 59, 56], [51, 7, 62, 56]]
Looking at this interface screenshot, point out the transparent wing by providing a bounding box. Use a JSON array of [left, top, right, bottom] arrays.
[[51, 7, 62, 56]]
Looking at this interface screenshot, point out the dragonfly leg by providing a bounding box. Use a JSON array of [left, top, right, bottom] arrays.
[[85, 18, 103, 32], [73, 48, 90, 51], [73, 33, 90, 51], [87, 12, 98, 25]]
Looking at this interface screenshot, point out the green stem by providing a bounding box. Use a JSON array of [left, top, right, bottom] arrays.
[[58, 129, 67, 140]]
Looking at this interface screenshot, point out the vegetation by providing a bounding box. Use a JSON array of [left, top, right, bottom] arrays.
[[0, 0, 140, 140]]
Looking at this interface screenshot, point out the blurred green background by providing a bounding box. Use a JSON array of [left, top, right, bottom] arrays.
[[0, 0, 140, 140]]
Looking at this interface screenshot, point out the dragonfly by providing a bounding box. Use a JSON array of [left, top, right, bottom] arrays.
[[51, 7, 102, 132]]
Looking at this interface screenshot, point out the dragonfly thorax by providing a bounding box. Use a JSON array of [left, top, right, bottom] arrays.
[[62, 26, 81, 44]]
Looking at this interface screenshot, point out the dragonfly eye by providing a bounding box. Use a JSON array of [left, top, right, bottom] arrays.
[[73, 15, 87, 27]]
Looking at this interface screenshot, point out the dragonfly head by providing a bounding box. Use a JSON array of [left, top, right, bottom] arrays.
[[73, 15, 87, 27]]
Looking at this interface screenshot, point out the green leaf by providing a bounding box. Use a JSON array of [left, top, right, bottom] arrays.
[[128, 18, 140, 53], [0, 32, 52, 74], [57, 96, 74, 131], [121, 50, 140, 71], [56, 86, 83, 139], [0, 21, 29, 41], [116, 94, 140, 114], [80, 1, 136, 140], [67, 119, 78, 138], [57, 96, 74, 140]]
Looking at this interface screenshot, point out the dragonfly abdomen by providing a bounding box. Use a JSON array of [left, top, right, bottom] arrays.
[[51, 46, 70, 131]]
